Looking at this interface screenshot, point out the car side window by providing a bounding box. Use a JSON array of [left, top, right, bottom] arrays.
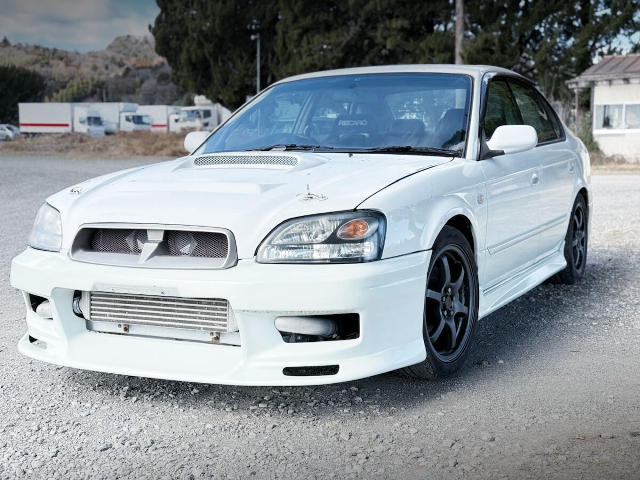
[[483, 80, 521, 140], [508, 81, 559, 143]]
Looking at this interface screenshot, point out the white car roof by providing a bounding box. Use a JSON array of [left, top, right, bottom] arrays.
[[272, 64, 527, 86]]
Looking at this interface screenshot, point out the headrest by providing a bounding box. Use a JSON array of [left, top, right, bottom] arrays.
[[332, 114, 377, 134]]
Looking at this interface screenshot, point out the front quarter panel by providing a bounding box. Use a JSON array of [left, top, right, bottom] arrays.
[[359, 159, 486, 262]]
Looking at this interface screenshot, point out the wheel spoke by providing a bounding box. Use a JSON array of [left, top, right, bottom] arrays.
[[453, 298, 468, 316], [452, 266, 465, 292], [439, 255, 451, 286], [429, 315, 446, 344], [426, 289, 441, 302]]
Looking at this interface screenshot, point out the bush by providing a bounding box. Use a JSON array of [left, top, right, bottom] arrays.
[[578, 111, 600, 154]]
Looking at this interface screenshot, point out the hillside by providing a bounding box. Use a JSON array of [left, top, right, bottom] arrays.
[[0, 35, 184, 105]]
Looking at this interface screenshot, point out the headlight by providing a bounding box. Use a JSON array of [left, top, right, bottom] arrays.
[[256, 211, 386, 263], [28, 203, 62, 252]]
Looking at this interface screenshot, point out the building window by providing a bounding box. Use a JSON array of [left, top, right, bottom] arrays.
[[595, 105, 623, 130], [625, 105, 640, 129], [594, 104, 640, 131]]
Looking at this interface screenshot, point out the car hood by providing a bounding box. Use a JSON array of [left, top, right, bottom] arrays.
[[51, 152, 452, 258]]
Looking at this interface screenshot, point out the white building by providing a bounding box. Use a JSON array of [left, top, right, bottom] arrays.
[[568, 54, 640, 162]]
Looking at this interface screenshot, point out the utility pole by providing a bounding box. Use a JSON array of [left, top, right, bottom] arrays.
[[250, 20, 261, 94], [455, 0, 464, 65]]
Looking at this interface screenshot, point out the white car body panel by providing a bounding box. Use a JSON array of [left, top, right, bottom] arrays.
[[10, 64, 592, 385], [51, 153, 451, 259]]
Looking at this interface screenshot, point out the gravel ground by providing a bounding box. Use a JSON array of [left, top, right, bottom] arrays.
[[1, 156, 639, 480]]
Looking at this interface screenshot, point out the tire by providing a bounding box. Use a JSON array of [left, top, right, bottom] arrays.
[[550, 194, 588, 285], [399, 226, 479, 379]]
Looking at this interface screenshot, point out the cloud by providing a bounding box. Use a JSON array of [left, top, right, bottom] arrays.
[[0, 0, 160, 52]]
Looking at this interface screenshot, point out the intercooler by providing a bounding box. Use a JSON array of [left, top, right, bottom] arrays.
[[79, 291, 238, 343]]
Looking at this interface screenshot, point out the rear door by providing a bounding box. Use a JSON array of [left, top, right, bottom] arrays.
[[479, 78, 542, 288], [507, 80, 576, 261]]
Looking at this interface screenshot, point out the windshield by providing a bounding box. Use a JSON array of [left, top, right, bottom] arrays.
[[180, 110, 201, 122], [87, 116, 102, 126], [200, 73, 472, 155], [131, 115, 150, 125]]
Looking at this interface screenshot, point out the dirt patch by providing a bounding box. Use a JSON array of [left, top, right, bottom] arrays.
[[0, 132, 187, 159]]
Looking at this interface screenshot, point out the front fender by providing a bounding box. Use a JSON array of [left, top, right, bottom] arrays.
[[358, 160, 487, 260]]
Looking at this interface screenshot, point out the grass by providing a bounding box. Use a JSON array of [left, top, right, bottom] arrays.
[[0, 131, 187, 159]]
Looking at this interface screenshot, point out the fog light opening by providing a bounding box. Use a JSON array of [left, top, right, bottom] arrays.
[[276, 314, 359, 343], [29, 294, 48, 311], [35, 300, 53, 320]]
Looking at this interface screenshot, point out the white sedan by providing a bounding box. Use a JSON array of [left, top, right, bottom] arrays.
[[11, 65, 591, 385], [0, 124, 20, 140]]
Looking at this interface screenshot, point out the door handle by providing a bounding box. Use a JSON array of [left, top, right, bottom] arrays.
[[569, 161, 575, 173], [531, 171, 540, 185]]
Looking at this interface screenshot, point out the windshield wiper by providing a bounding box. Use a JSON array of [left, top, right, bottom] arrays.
[[355, 146, 461, 157], [245, 144, 326, 152]]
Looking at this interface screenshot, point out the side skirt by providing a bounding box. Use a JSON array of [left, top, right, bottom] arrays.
[[478, 245, 566, 320]]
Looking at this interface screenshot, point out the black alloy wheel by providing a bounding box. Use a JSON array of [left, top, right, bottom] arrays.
[[571, 202, 587, 271], [400, 226, 479, 379], [551, 194, 588, 285], [425, 246, 473, 362]]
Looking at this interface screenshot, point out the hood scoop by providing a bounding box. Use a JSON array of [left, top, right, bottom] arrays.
[[193, 154, 299, 168]]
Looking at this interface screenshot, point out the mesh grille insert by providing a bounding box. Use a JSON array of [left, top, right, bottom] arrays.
[[167, 231, 228, 258], [194, 155, 298, 167], [88, 229, 228, 258], [91, 229, 147, 254]]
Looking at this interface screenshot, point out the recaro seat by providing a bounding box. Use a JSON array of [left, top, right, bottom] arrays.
[[327, 114, 379, 147]]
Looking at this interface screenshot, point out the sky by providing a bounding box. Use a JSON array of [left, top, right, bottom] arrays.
[[0, 0, 160, 52], [0, 0, 637, 57]]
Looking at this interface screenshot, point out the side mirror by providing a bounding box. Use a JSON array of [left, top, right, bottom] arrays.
[[184, 131, 210, 153], [486, 125, 538, 156]]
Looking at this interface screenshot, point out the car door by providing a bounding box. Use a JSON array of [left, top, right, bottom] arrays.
[[507, 80, 577, 261], [479, 78, 542, 288]]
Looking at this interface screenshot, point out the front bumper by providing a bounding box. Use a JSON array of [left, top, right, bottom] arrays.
[[10, 248, 430, 386]]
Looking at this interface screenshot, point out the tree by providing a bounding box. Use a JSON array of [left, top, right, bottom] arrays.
[[463, 0, 640, 103], [152, 0, 454, 108], [0, 65, 46, 124], [151, 0, 640, 109], [151, 0, 280, 109], [271, 0, 454, 78]]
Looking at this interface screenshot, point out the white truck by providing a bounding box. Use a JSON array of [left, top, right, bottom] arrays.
[[19, 103, 106, 136], [89, 103, 151, 134], [170, 100, 232, 133], [136, 105, 180, 132]]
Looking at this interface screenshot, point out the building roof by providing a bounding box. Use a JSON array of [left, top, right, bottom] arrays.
[[567, 54, 640, 89]]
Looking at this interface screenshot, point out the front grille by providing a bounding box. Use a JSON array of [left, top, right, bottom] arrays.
[[194, 155, 298, 167], [88, 229, 228, 258], [71, 225, 237, 269], [88, 292, 229, 331]]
